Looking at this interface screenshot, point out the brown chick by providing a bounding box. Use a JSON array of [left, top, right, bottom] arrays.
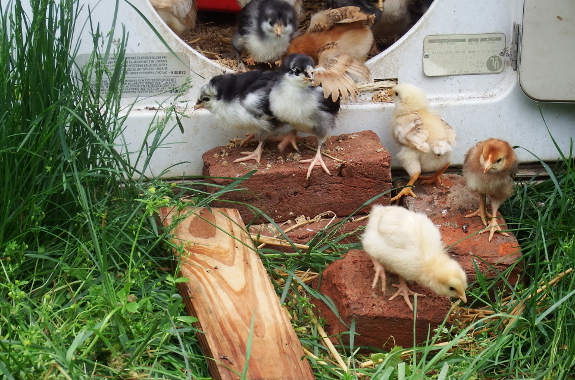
[[149, 0, 197, 36], [389, 83, 456, 203], [362, 205, 468, 311], [286, 6, 374, 102], [463, 138, 518, 241]]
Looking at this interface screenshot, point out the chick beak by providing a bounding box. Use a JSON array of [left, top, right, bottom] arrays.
[[457, 292, 467, 303], [304, 67, 314, 82], [387, 88, 394, 96], [483, 155, 494, 173], [273, 23, 284, 37], [194, 102, 204, 110]]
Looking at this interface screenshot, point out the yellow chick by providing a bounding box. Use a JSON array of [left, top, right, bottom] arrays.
[[389, 83, 456, 202], [463, 138, 518, 241], [361, 205, 468, 311], [149, 0, 197, 36]]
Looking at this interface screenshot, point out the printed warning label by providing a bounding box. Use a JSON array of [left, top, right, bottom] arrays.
[[76, 53, 190, 97], [423, 33, 506, 76]]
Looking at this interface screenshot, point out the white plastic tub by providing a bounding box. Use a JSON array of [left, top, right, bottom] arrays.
[[73, 0, 575, 178]]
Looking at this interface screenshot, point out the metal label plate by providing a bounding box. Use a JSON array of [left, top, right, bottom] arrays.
[[76, 52, 190, 97], [423, 33, 506, 76]]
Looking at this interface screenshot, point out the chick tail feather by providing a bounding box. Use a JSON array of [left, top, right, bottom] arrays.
[[313, 53, 369, 102], [308, 6, 372, 33]]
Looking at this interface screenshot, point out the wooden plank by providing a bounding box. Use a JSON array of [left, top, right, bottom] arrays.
[[158, 207, 314, 380]]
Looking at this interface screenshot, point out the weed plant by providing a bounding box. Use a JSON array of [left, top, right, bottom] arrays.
[[1, 0, 574, 379], [0, 0, 211, 378]]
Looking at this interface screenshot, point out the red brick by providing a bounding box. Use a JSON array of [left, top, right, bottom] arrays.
[[203, 130, 391, 223], [310, 174, 523, 349], [399, 174, 523, 285], [312, 249, 452, 350]]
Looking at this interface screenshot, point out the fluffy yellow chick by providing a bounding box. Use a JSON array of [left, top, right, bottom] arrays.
[[361, 205, 468, 311], [463, 138, 518, 241], [149, 0, 197, 36], [389, 83, 456, 202]]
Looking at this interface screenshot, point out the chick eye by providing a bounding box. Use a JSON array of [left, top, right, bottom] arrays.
[[394, 91, 399, 96], [202, 96, 210, 102], [292, 67, 302, 75], [449, 286, 456, 292], [496, 158, 503, 163], [269, 19, 273, 26]]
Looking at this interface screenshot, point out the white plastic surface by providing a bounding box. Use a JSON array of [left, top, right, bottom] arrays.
[[71, 0, 575, 178], [519, 0, 575, 101]]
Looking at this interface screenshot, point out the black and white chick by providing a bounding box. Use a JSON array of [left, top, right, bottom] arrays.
[[232, 0, 298, 71], [269, 54, 340, 178], [237, 0, 303, 18], [194, 70, 281, 163]]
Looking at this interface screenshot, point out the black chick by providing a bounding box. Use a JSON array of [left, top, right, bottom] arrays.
[[232, 0, 298, 71], [269, 54, 340, 178], [194, 70, 282, 163]]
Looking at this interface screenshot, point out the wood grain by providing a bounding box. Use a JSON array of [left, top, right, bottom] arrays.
[[158, 207, 314, 380]]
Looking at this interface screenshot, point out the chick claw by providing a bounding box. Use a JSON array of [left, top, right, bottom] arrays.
[[389, 277, 425, 311], [465, 207, 487, 226], [234, 151, 262, 163], [370, 258, 387, 293], [240, 133, 255, 147], [481, 218, 509, 242], [236, 61, 247, 73], [390, 187, 416, 203], [234, 141, 265, 163], [465, 207, 493, 227], [300, 147, 331, 179], [276, 130, 300, 152], [419, 173, 442, 186]]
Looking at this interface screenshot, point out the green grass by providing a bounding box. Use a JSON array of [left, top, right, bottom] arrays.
[[1, 0, 575, 379]]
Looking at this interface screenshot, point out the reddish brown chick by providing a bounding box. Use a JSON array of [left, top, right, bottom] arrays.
[[462, 138, 518, 241], [286, 6, 374, 102], [286, 15, 373, 62]]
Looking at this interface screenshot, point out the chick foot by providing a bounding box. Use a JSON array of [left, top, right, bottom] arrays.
[[300, 144, 330, 178], [389, 277, 424, 311], [465, 195, 491, 226], [419, 163, 450, 185], [240, 133, 255, 147], [391, 172, 419, 203], [481, 217, 509, 242], [419, 173, 442, 185], [276, 130, 300, 152], [234, 140, 265, 163], [370, 258, 387, 293], [236, 61, 247, 73], [390, 186, 416, 203]]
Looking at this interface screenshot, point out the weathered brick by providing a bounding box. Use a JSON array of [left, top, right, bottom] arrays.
[[203, 130, 391, 223], [312, 249, 452, 350], [310, 174, 522, 349], [399, 174, 523, 285]]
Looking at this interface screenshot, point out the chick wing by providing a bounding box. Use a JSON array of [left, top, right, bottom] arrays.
[[392, 113, 430, 152], [287, 6, 373, 102]]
